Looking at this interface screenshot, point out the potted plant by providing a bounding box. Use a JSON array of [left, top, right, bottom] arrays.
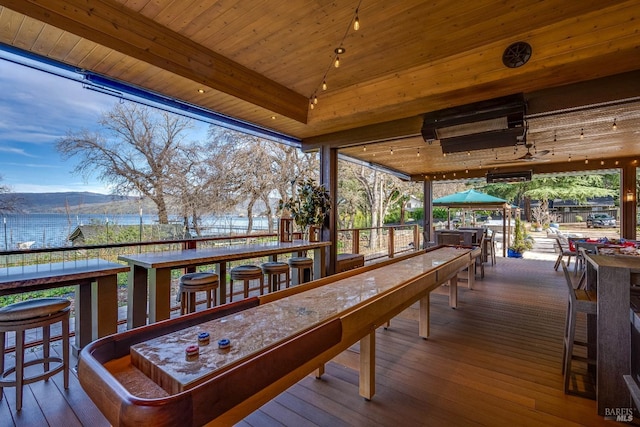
[[508, 217, 533, 258], [279, 178, 331, 239]]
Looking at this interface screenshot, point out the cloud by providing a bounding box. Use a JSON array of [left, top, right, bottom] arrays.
[[0, 147, 37, 157]]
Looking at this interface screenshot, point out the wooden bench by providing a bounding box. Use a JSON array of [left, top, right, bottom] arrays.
[[336, 253, 365, 273]]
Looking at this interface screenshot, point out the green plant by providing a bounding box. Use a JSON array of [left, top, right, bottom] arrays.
[[575, 215, 583, 222], [509, 217, 534, 253], [279, 178, 331, 231]]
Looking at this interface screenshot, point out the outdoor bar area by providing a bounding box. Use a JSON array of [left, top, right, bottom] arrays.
[[2, 1, 640, 426]]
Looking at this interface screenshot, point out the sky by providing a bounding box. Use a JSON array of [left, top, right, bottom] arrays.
[[0, 52, 209, 194]]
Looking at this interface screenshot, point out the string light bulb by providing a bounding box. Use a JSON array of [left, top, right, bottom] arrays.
[[353, 9, 360, 31], [390, 147, 394, 155], [310, 98, 315, 110], [334, 47, 345, 68], [416, 149, 420, 157], [322, 80, 327, 91], [568, 153, 572, 162], [553, 131, 557, 143], [613, 118, 617, 130], [585, 156, 589, 164], [313, 95, 318, 105], [580, 128, 584, 139], [363, 146, 367, 152]]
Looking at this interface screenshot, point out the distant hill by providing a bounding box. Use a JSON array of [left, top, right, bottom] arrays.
[[0, 192, 143, 213]]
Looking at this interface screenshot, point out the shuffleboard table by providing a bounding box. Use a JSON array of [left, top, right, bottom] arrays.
[[79, 246, 479, 426]]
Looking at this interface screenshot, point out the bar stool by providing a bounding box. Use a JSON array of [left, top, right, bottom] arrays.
[[0, 297, 70, 411], [261, 262, 290, 292], [288, 257, 313, 285], [177, 271, 219, 315], [229, 265, 265, 301], [561, 261, 597, 397]]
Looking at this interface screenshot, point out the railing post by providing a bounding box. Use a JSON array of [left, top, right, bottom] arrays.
[[413, 224, 419, 250], [353, 229, 360, 254], [388, 227, 395, 258]]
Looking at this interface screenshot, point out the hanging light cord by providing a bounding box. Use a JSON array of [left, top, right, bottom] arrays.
[[310, 0, 363, 109]]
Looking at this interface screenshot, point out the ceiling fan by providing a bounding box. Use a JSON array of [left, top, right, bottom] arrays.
[[517, 142, 550, 161], [488, 142, 550, 165]]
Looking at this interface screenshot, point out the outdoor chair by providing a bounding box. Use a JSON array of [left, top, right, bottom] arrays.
[[553, 236, 575, 271], [561, 261, 597, 398]]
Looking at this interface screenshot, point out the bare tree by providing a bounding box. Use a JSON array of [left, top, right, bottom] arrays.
[[0, 175, 21, 213], [341, 162, 405, 248], [56, 103, 193, 224]]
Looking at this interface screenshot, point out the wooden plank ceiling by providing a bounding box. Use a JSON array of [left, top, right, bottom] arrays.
[[1, 0, 640, 180]]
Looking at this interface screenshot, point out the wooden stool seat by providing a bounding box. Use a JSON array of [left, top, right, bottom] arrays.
[[261, 262, 291, 292], [177, 272, 219, 315], [561, 261, 597, 398], [230, 265, 265, 301], [0, 297, 70, 411], [288, 257, 313, 285]]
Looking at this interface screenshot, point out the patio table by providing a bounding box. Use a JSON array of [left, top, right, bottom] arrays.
[[0, 258, 129, 351], [119, 240, 330, 328], [584, 253, 640, 415]]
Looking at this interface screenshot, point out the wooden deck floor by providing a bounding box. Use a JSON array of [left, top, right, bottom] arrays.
[[0, 257, 622, 426]]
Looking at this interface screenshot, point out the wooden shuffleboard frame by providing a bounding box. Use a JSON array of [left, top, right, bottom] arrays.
[[79, 246, 478, 426]]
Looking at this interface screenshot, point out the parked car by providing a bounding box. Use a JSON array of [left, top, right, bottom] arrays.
[[586, 213, 616, 228]]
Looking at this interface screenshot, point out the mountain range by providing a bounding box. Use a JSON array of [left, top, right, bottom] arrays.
[[0, 192, 145, 214]]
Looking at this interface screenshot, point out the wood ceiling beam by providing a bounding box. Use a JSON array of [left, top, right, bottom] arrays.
[[0, 0, 309, 123], [411, 157, 640, 182]]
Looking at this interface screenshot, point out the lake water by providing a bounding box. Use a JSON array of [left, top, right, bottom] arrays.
[[1, 213, 272, 250]]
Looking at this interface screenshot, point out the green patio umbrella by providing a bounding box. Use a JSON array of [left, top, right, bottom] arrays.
[[433, 189, 513, 256]]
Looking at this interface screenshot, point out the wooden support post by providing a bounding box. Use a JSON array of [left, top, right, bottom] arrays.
[[388, 227, 395, 258], [621, 163, 637, 240], [423, 180, 433, 245], [320, 145, 338, 276], [419, 294, 430, 339], [127, 265, 148, 329], [148, 267, 172, 323], [467, 259, 475, 290], [353, 229, 360, 254], [449, 276, 458, 309], [359, 331, 375, 401], [91, 275, 118, 341]]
